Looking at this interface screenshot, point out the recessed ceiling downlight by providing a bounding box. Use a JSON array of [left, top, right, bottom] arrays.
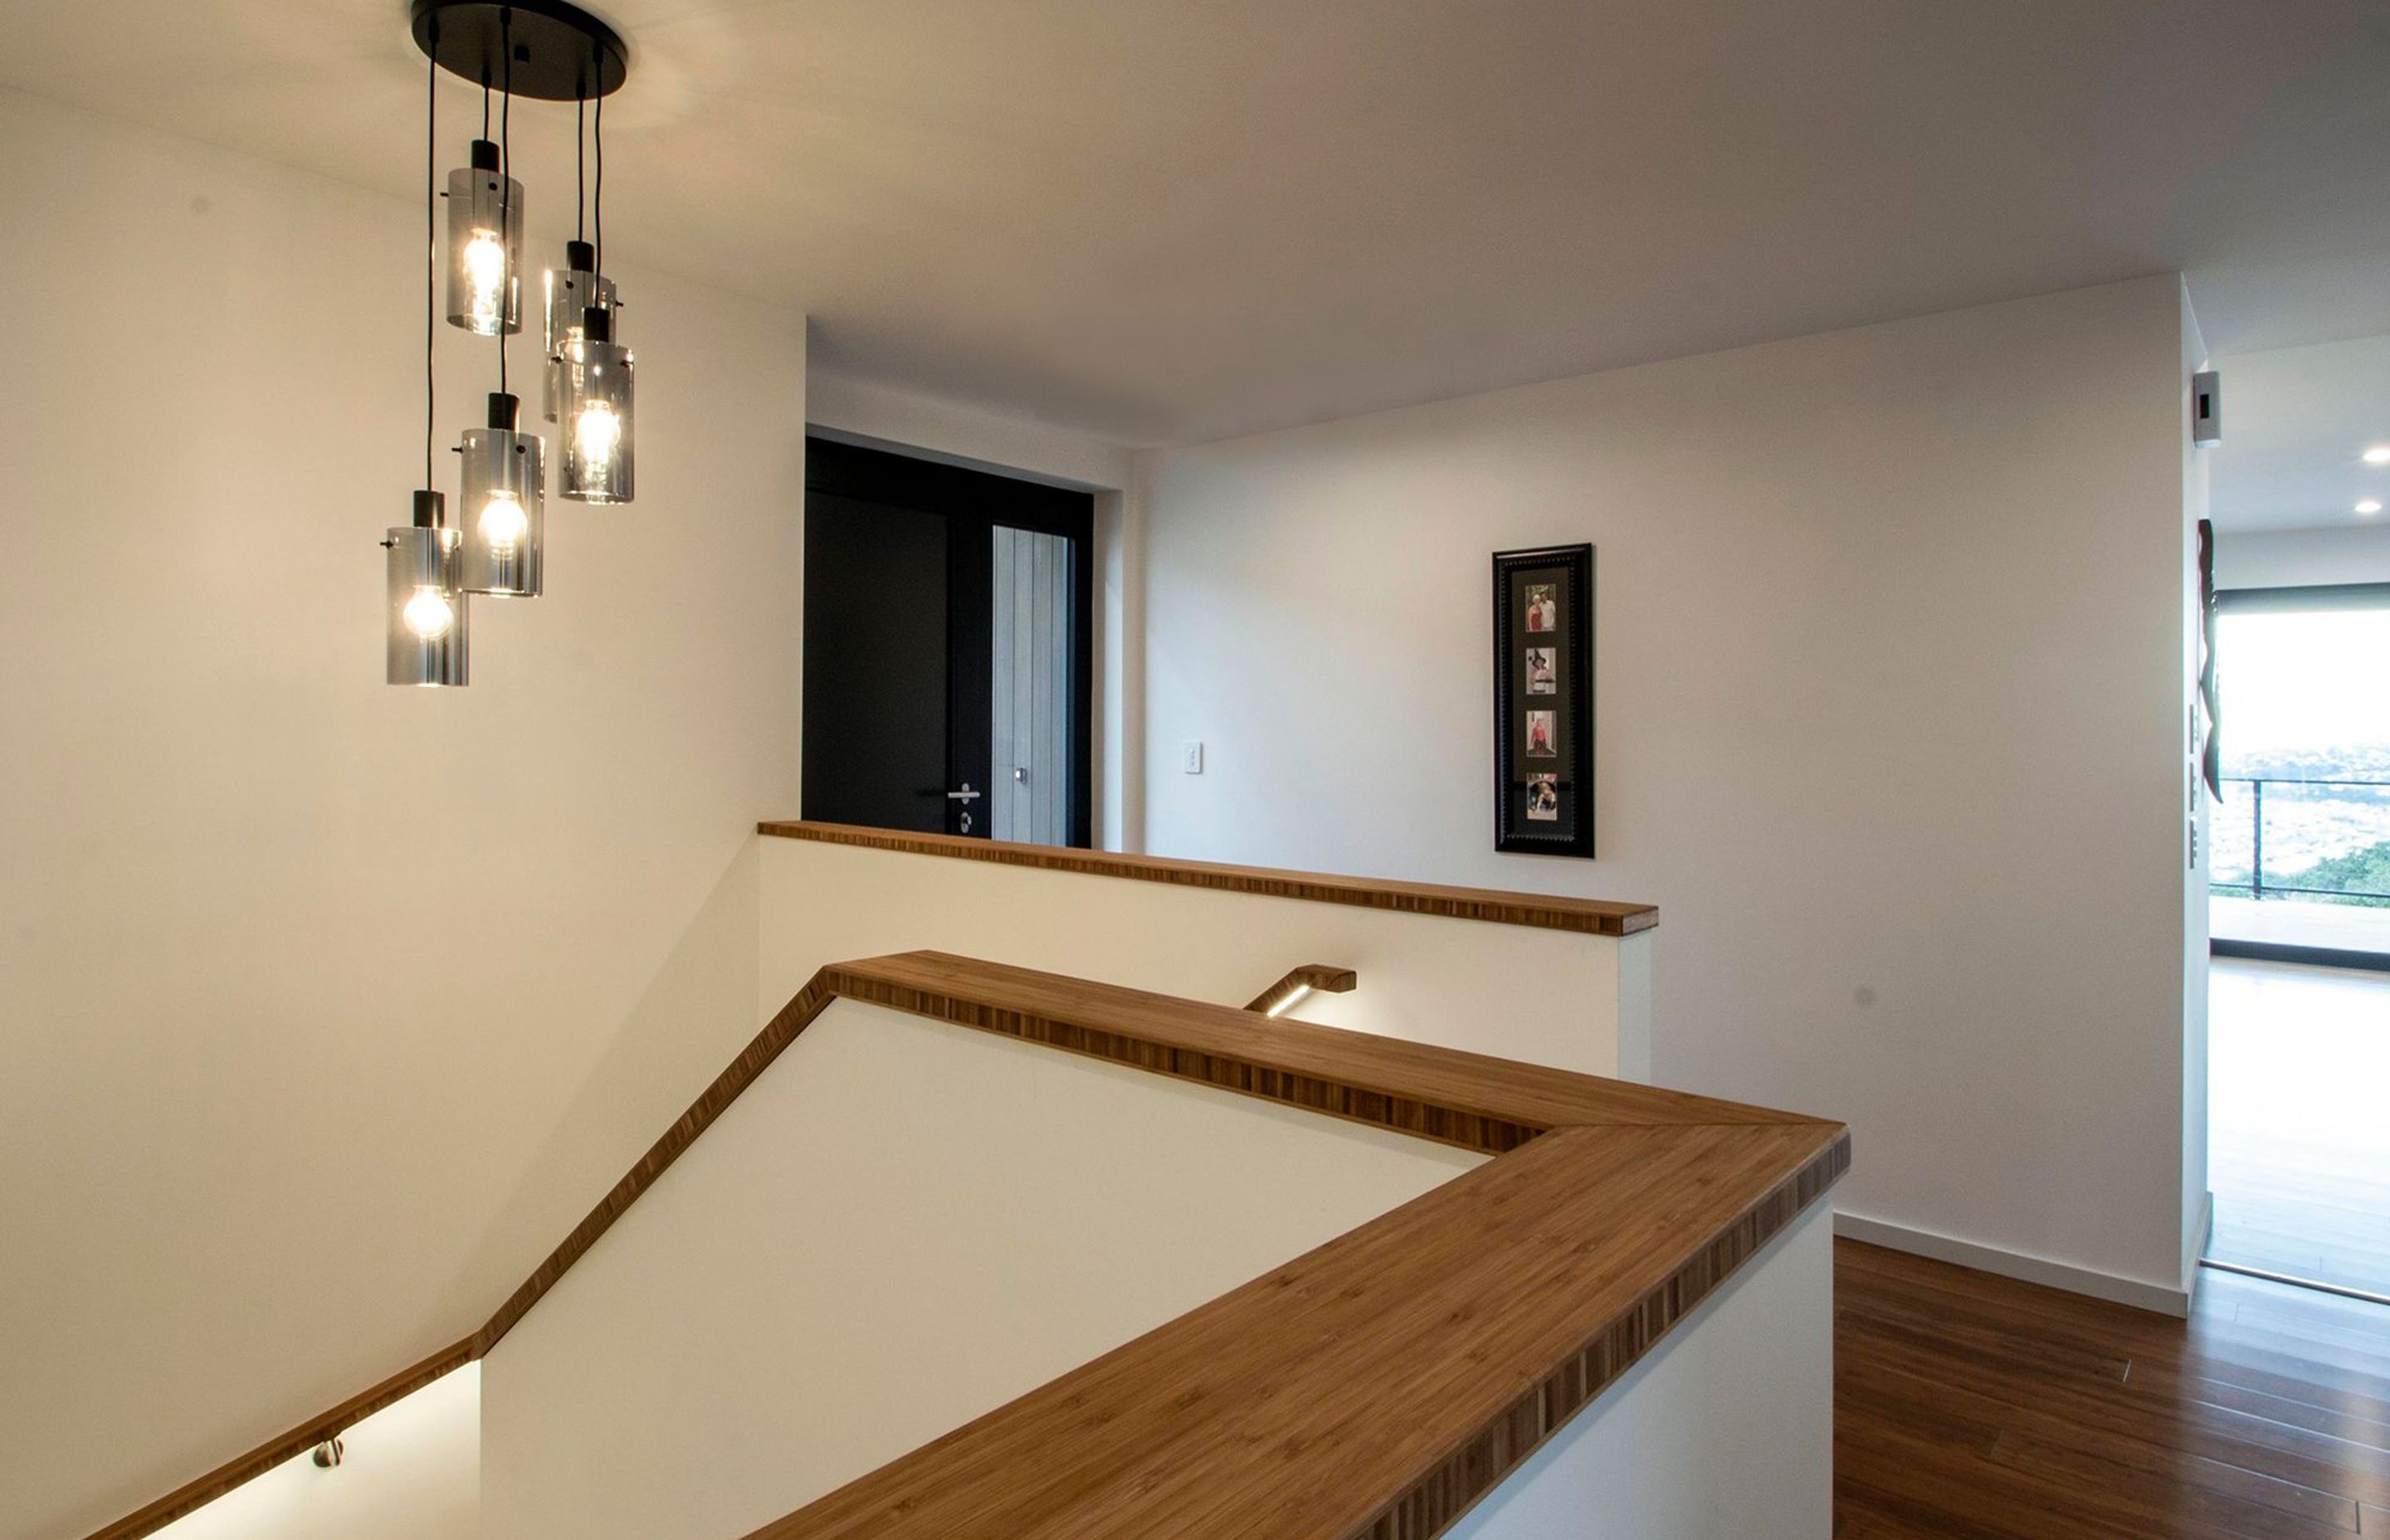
[[2365, 446, 2390, 465], [2358, 499, 2383, 515]]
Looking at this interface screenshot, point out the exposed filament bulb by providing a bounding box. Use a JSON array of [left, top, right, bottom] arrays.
[[402, 587, 456, 640], [461, 228, 508, 330], [477, 490, 528, 549], [574, 398, 622, 473]]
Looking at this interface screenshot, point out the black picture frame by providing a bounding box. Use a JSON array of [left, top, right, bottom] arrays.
[[1493, 543, 1595, 857]]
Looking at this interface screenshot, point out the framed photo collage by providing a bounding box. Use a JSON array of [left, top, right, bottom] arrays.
[[1492, 543, 1594, 857]]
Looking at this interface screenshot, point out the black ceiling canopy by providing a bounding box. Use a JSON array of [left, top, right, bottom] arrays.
[[410, 0, 628, 101]]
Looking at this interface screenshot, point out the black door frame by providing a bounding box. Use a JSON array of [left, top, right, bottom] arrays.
[[2215, 582, 2390, 616], [804, 436, 1096, 847]]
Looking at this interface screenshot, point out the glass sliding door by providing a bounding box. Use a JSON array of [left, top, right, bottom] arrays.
[[2210, 585, 2390, 963], [2204, 581, 2390, 1303]]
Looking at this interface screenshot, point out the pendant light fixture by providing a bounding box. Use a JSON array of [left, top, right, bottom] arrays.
[[446, 134, 522, 336], [388, 20, 467, 687], [544, 86, 617, 426], [562, 305, 634, 502], [543, 239, 615, 423], [558, 62, 634, 503], [455, 24, 545, 597], [460, 392, 544, 594], [387, 0, 634, 686], [387, 496, 471, 687]]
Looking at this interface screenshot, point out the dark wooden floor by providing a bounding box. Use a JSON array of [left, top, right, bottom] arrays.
[[1836, 1239, 2390, 1538]]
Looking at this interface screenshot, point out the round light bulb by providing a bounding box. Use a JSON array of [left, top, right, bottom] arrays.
[[574, 398, 622, 473], [478, 490, 529, 548], [402, 586, 456, 640], [463, 228, 508, 329]]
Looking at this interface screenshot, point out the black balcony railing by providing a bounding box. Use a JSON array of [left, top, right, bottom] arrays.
[[2212, 776, 2390, 907]]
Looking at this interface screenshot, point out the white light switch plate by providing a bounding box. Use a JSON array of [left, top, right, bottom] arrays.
[[1183, 741, 1204, 774]]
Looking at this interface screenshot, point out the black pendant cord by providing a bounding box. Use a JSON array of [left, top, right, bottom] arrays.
[[593, 58, 605, 281], [576, 89, 587, 246], [425, 19, 438, 495], [499, 10, 513, 401]]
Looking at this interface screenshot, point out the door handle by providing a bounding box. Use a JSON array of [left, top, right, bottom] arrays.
[[946, 784, 981, 802]]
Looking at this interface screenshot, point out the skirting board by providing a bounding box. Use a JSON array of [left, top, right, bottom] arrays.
[[1833, 1211, 2194, 1318]]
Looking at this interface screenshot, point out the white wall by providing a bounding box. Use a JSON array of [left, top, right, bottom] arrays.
[[756, 834, 1651, 1077], [807, 369, 1135, 491], [480, 999, 1481, 1540], [2181, 288, 2214, 1288], [1446, 1206, 1832, 1540], [2213, 524, 2390, 588], [148, 1368, 480, 1540], [1138, 275, 2201, 1307], [0, 85, 806, 1540]]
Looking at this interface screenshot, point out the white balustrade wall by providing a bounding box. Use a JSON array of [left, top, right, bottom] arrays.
[[478, 999, 1485, 1540], [756, 832, 1654, 1079]]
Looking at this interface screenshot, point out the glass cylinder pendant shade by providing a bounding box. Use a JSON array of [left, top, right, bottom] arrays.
[[561, 306, 634, 503], [459, 393, 544, 596], [386, 497, 468, 687], [543, 241, 618, 424], [446, 140, 524, 336]]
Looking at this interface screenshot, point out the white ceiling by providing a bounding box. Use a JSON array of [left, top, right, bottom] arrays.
[[2, 0, 2388, 445], [2207, 334, 2390, 534]]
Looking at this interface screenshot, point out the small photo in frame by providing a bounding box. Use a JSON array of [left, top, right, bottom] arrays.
[[1494, 543, 1595, 857]]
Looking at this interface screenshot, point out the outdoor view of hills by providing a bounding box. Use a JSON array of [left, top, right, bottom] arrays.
[[2209, 604, 2390, 911], [2212, 743, 2390, 908]]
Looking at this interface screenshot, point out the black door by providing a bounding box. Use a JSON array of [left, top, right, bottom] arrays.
[[802, 437, 1094, 846]]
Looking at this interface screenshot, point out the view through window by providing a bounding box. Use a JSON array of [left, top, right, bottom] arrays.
[[2212, 604, 2390, 929]]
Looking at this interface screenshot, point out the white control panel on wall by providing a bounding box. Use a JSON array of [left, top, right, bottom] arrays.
[[1183, 741, 1204, 774]]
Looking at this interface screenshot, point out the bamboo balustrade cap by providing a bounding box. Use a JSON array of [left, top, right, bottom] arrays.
[[758, 820, 1660, 936], [85, 950, 1840, 1540]]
